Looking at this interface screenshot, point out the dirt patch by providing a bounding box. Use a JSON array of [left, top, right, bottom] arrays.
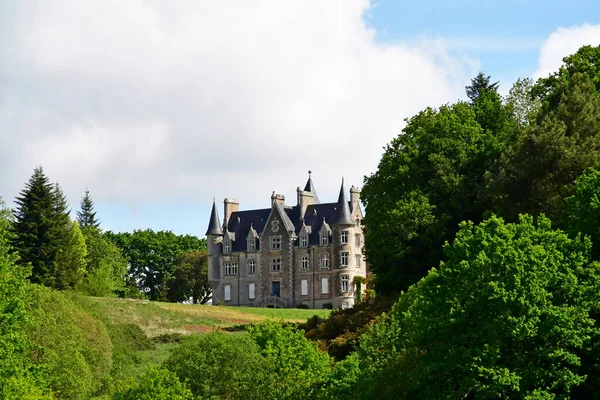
[[183, 325, 215, 333]]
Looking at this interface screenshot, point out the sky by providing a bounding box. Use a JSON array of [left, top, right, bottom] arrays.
[[1, 0, 600, 238]]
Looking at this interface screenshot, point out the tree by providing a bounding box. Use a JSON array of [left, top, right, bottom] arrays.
[[362, 100, 513, 294], [55, 220, 87, 290], [104, 230, 206, 300], [167, 250, 211, 303], [0, 197, 51, 398], [566, 168, 600, 260], [505, 77, 541, 128], [489, 74, 600, 226], [80, 227, 126, 297], [533, 44, 600, 110], [353, 215, 600, 399], [76, 189, 100, 229], [11, 166, 73, 289], [466, 71, 499, 102]]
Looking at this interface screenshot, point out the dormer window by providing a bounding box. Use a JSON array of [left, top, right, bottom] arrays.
[[224, 242, 231, 254], [248, 239, 256, 252], [300, 235, 308, 248], [320, 234, 329, 246]]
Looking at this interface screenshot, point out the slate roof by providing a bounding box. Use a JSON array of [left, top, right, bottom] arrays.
[[333, 179, 353, 226], [208, 175, 355, 251], [222, 199, 353, 251], [304, 174, 320, 204], [205, 199, 223, 235]]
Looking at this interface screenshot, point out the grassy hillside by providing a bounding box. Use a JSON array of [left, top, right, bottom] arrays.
[[80, 296, 331, 337]]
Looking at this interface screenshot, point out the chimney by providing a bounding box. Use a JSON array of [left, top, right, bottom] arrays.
[[223, 198, 239, 227], [350, 186, 361, 213], [297, 186, 314, 220], [271, 192, 285, 207]]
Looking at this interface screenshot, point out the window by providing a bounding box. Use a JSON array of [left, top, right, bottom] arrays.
[[224, 262, 237, 275], [301, 279, 308, 296], [300, 255, 309, 270], [248, 260, 255, 274], [354, 234, 361, 247], [224, 241, 231, 254], [355, 219, 361, 227], [248, 239, 256, 252], [341, 274, 350, 292], [340, 252, 349, 267], [248, 283, 255, 300], [320, 233, 329, 246], [270, 236, 281, 250], [224, 284, 231, 301], [300, 235, 308, 248], [341, 231, 349, 244], [320, 254, 330, 269], [321, 277, 329, 294], [355, 254, 361, 268], [271, 258, 281, 272]]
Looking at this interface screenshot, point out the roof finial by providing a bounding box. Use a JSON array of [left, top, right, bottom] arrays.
[[308, 170, 312, 177]]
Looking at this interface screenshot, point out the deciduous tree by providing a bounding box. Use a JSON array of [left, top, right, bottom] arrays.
[[354, 215, 600, 399]]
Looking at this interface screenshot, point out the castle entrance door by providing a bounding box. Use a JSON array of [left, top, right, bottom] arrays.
[[271, 281, 281, 297]]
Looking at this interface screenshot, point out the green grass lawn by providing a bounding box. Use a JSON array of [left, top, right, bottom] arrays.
[[81, 297, 330, 337]]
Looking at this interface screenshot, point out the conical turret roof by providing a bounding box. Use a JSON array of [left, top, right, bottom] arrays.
[[333, 178, 353, 225], [205, 199, 223, 236], [303, 171, 320, 204]]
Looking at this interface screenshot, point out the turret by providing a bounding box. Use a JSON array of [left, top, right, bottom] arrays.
[[206, 199, 223, 282], [303, 170, 320, 204], [333, 178, 353, 226]]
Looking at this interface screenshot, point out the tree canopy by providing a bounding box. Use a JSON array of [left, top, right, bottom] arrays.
[[104, 229, 206, 300], [353, 215, 600, 399]]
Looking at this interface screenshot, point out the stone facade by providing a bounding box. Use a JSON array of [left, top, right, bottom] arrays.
[[206, 174, 367, 309]]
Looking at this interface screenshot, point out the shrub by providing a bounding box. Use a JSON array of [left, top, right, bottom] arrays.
[[163, 333, 275, 399], [248, 321, 332, 398], [26, 286, 113, 399], [113, 367, 193, 400]]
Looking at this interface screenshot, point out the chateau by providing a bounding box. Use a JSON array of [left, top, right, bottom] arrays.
[[206, 173, 367, 309]]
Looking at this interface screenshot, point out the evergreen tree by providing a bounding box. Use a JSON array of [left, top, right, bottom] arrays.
[[76, 189, 100, 229], [11, 166, 74, 288], [466, 72, 499, 102], [55, 220, 87, 290]]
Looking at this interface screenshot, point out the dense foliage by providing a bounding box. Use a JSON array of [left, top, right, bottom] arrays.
[[363, 44, 600, 296], [167, 250, 211, 304], [104, 229, 207, 301]]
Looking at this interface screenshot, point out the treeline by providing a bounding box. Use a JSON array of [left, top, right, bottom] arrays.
[[5, 166, 210, 302]]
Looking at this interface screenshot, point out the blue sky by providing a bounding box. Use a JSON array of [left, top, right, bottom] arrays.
[[2, 0, 600, 238]]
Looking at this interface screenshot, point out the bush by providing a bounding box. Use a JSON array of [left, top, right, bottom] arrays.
[[163, 333, 276, 399], [25, 285, 113, 399], [113, 367, 193, 400], [248, 321, 332, 398]]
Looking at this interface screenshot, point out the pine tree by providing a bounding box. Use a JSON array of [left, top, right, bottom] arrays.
[[466, 72, 499, 101], [11, 166, 74, 288], [76, 189, 100, 229]]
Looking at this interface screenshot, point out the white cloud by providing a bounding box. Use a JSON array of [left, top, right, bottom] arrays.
[[534, 23, 600, 79], [0, 0, 474, 217]]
